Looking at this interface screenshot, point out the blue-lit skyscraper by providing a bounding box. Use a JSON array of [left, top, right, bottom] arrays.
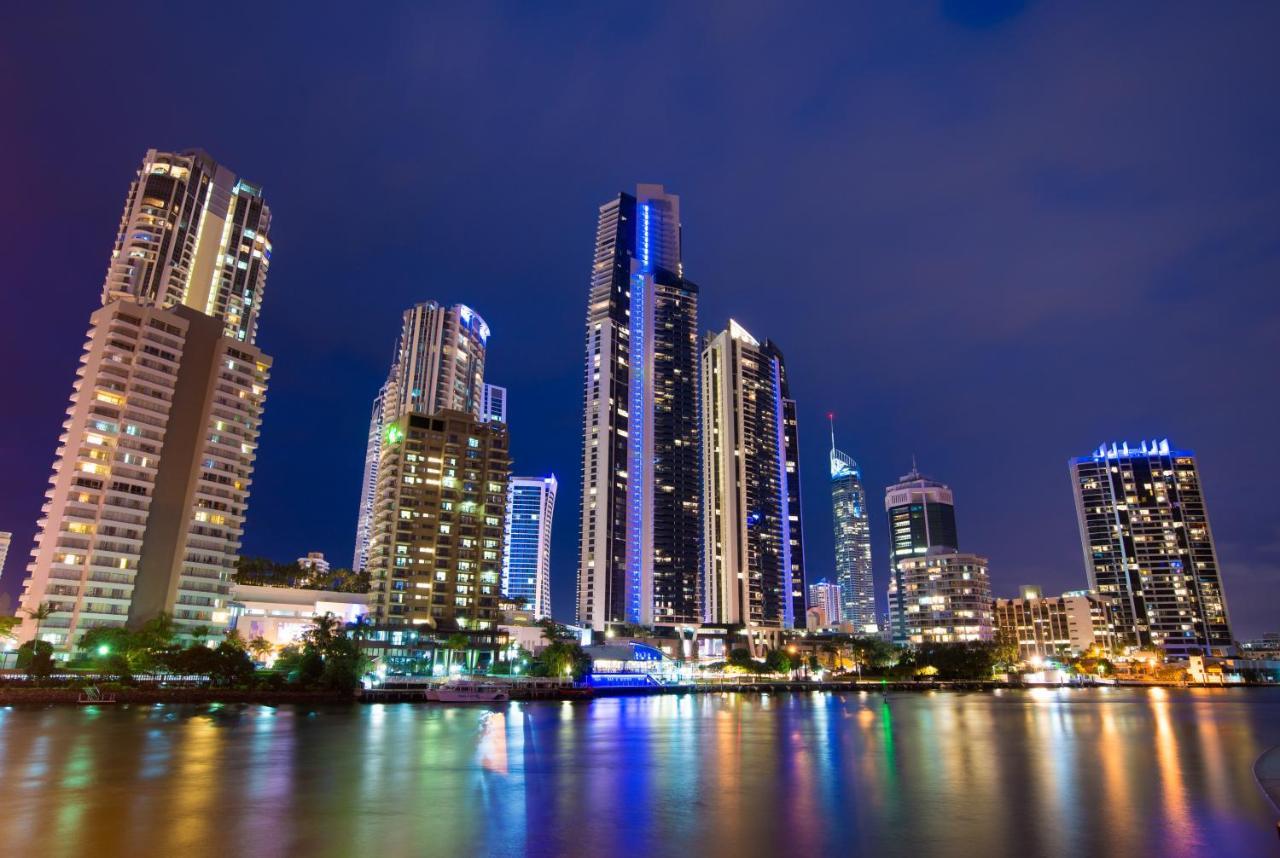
[[829, 419, 876, 633], [577, 185, 700, 630], [503, 475, 557, 620]]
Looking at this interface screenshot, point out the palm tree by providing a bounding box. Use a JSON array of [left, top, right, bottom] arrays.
[[190, 625, 212, 647], [444, 633, 469, 674], [247, 636, 274, 663], [23, 602, 55, 643]]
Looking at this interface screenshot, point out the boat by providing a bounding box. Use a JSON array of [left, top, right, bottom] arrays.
[[426, 682, 510, 703]]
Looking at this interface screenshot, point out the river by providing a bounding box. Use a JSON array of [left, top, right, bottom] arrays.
[[1, 687, 1277, 857]]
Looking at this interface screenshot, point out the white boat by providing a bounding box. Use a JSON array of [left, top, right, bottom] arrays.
[[426, 682, 510, 703]]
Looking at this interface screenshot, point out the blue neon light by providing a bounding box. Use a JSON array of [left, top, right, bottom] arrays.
[[772, 355, 794, 629], [640, 203, 651, 271]]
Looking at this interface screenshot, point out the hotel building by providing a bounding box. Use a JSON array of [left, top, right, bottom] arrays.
[[993, 585, 1118, 661], [18, 150, 272, 649], [502, 475, 557, 619], [367, 410, 510, 631], [352, 382, 387, 571], [701, 321, 805, 629], [577, 185, 701, 630], [1070, 440, 1234, 657]]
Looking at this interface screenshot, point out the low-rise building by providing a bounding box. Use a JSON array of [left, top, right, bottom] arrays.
[[994, 585, 1118, 661], [897, 549, 994, 645], [227, 583, 368, 648]]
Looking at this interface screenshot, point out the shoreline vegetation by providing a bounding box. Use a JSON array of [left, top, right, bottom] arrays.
[[0, 678, 1271, 708]]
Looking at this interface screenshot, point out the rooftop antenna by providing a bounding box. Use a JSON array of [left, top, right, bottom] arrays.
[[911, 453, 919, 476]]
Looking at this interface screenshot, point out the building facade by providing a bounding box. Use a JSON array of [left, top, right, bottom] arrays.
[[20, 299, 270, 647], [227, 583, 368, 649], [764, 340, 808, 628], [354, 303, 490, 575], [994, 585, 1118, 661], [481, 383, 507, 424], [503, 475, 557, 619], [1070, 440, 1234, 657], [16, 150, 274, 651], [830, 421, 875, 633], [701, 321, 804, 629], [103, 149, 272, 344], [367, 410, 510, 632], [885, 468, 958, 646], [383, 302, 489, 423], [576, 185, 701, 630], [895, 549, 994, 645], [807, 579, 843, 628], [352, 382, 387, 571]]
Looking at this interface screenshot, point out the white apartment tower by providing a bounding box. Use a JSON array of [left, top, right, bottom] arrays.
[[19, 149, 273, 648], [701, 321, 803, 629]]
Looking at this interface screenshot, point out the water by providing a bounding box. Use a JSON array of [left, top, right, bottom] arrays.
[[1, 688, 1277, 857]]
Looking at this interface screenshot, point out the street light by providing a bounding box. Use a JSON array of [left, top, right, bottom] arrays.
[[97, 644, 110, 656]]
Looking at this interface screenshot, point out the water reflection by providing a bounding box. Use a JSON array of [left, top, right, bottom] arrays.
[[0, 689, 1275, 857]]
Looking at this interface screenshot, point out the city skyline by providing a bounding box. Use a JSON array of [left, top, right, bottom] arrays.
[[2, 6, 1277, 640]]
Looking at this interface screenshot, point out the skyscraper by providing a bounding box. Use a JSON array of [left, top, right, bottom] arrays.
[[353, 302, 490, 574], [481, 383, 507, 424], [103, 148, 272, 343], [577, 185, 700, 630], [765, 340, 807, 628], [503, 475, 557, 619], [383, 302, 489, 423], [367, 410, 509, 631], [1070, 440, 1234, 657], [352, 382, 387, 571], [829, 418, 875, 633], [701, 321, 804, 629], [18, 150, 273, 649], [884, 466, 958, 646], [807, 578, 842, 627]]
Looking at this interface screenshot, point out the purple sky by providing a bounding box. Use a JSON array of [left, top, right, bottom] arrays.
[[1, 3, 1277, 636]]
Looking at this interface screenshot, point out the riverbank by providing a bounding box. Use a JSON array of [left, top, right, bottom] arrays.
[[0, 686, 352, 706]]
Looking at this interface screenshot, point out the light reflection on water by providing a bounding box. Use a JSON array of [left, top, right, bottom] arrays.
[[0, 689, 1276, 857]]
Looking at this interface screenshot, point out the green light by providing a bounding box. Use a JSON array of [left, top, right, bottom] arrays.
[[97, 645, 110, 656], [385, 424, 405, 446]]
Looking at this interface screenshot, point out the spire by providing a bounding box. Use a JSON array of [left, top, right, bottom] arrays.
[[828, 412, 836, 452]]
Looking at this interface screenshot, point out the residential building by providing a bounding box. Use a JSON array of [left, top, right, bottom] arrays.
[[481, 383, 507, 424], [502, 475, 557, 619], [367, 409, 510, 633], [352, 382, 387, 571], [895, 549, 994, 645], [103, 148, 272, 344], [16, 149, 274, 650], [830, 418, 875, 633], [885, 467, 958, 646], [297, 552, 331, 580], [19, 301, 270, 648], [1070, 440, 1234, 657], [577, 185, 700, 630], [807, 578, 842, 628], [0, 531, 10, 579], [994, 585, 1118, 661], [765, 340, 807, 627], [383, 302, 489, 423], [701, 321, 804, 629], [354, 302, 490, 575]]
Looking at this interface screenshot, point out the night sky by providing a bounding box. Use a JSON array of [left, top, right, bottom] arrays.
[[2, 4, 1277, 636]]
